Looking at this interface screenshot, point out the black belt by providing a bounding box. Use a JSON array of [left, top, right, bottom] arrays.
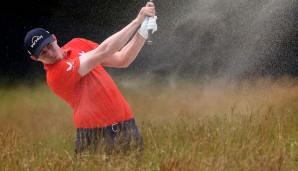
[[77, 118, 135, 134], [105, 118, 135, 132]]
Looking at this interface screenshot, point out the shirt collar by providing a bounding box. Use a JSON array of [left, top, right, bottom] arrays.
[[43, 48, 71, 71]]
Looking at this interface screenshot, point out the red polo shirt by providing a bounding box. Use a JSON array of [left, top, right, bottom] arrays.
[[44, 38, 133, 128]]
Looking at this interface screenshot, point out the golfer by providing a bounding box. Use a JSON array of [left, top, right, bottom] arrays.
[[24, 2, 157, 156]]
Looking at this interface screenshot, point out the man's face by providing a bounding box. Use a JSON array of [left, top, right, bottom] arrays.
[[35, 40, 64, 64]]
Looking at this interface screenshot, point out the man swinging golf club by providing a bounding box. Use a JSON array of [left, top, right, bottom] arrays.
[[23, 2, 157, 156]]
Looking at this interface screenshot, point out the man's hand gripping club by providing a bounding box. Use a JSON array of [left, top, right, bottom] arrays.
[[137, 2, 157, 39]]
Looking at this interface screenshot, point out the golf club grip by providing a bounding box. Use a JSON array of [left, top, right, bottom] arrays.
[[147, 29, 153, 45]]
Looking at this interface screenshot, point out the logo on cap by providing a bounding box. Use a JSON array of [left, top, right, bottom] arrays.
[[31, 35, 44, 48]]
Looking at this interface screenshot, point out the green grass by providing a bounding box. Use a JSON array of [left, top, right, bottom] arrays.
[[1, 76, 298, 170]]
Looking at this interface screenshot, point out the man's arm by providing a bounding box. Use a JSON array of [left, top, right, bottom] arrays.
[[78, 2, 156, 76], [100, 32, 145, 68]]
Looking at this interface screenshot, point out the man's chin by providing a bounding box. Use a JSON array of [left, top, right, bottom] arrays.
[[54, 56, 63, 63]]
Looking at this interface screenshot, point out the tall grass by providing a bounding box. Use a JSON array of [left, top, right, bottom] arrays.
[[0, 76, 298, 170]]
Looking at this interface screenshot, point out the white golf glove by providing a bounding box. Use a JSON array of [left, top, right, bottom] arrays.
[[138, 16, 157, 39], [147, 16, 157, 34], [138, 17, 149, 39]]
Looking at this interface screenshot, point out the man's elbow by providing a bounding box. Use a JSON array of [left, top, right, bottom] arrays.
[[117, 61, 131, 68], [111, 52, 133, 68]]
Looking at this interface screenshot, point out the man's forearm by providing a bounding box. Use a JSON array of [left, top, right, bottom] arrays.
[[98, 19, 141, 56], [117, 33, 146, 67]]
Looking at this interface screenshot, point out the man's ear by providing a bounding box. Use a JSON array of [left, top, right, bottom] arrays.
[[30, 56, 38, 61]]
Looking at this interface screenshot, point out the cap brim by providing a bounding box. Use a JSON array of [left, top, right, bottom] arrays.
[[33, 36, 55, 57]]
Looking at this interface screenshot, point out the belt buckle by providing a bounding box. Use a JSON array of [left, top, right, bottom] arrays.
[[112, 123, 119, 132]]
